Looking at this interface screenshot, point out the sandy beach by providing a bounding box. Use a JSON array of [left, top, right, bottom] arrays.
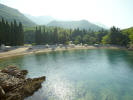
[[0, 45, 123, 59]]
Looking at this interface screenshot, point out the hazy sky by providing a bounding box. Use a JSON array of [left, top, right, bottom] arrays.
[[0, 0, 133, 29]]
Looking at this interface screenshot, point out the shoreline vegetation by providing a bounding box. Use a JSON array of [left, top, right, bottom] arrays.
[[0, 18, 133, 58], [0, 44, 126, 59]]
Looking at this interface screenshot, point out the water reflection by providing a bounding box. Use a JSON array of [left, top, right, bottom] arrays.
[[1, 49, 133, 100], [0, 56, 25, 68]]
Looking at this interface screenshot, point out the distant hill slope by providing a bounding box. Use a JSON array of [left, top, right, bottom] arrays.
[[94, 22, 109, 29], [25, 14, 55, 25], [0, 3, 36, 27], [123, 27, 133, 34], [47, 20, 104, 31]]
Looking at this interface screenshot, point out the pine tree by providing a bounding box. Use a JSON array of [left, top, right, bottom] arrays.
[[0, 18, 24, 46], [18, 22, 24, 45], [10, 22, 14, 46], [0, 19, 2, 45], [13, 20, 18, 45], [5, 21, 10, 45], [35, 26, 42, 45], [1, 18, 6, 44], [53, 27, 58, 44]]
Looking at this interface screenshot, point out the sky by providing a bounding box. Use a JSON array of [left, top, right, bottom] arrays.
[[0, 0, 133, 29]]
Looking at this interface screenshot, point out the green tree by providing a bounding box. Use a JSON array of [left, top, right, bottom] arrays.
[[102, 35, 110, 44], [53, 27, 58, 44], [102, 26, 128, 46], [18, 22, 24, 45]]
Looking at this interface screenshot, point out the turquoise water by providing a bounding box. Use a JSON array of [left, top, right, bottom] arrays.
[[0, 49, 133, 100]]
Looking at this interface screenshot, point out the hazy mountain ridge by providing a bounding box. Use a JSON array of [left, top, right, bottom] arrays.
[[0, 3, 106, 30], [94, 22, 109, 29], [25, 14, 55, 25], [0, 3, 36, 27], [25, 14, 106, 30], [47, 20, 104, 31]]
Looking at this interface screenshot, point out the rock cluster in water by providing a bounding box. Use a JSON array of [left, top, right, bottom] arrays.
[[0, 66, 46, 100]]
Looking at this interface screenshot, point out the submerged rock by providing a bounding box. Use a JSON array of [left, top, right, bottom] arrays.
[[0, 66, 46, 100]]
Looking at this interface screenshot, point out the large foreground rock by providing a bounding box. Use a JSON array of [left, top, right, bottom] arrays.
[[0, 66, 46, 100]]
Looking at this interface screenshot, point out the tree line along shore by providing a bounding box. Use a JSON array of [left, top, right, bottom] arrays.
[[0, 18, 133, 49]]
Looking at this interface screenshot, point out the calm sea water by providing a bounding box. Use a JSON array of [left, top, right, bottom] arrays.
[[0, 49, 133, 100]]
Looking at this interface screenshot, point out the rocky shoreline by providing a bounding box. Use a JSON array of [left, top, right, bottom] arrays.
[[0, 66, 46, 100]]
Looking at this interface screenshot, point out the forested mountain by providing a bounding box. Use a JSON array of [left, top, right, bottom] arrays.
[[0, 3, 36, 27], [47, 20, 104, 31], [25, 14, 55, 25], [25, 14, 106, 30], [0, 3, 132, 47], [0, 16, 132, 47]]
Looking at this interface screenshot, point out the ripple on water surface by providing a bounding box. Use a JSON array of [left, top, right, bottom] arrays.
[[0, 49, 133, 100]]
